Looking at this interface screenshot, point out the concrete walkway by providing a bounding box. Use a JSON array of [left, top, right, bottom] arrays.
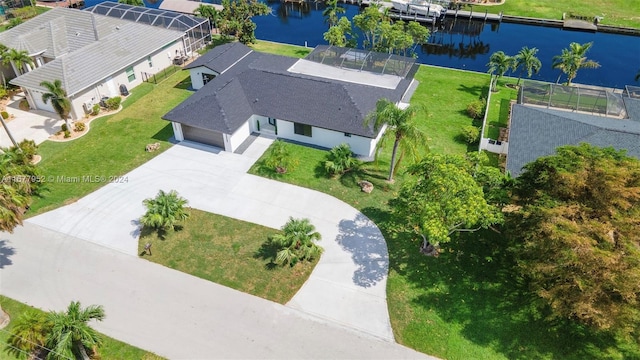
[[0, 98, 61, 148], [0, 223, 434, 359], [27, 139, 395, 340]]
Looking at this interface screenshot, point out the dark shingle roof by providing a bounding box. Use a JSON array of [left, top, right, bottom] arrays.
[[506, 104, 640, 177], [164, 46, 414, 138], [185, 42, 252, 74]]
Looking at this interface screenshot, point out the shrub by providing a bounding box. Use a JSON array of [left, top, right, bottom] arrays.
[[105, 97, 121, 111], [467, 98, 486, 119], [461, 125, 481, 144], [265, 217, 323, 267], [1, 111, 9, 119], [91, 104, 100, 116], [264, 140, 298, 174], [63, 130, 71, 138], [60, 123, 68, 132], [140, 189, 190, 232], [324, 143, 359, 176], [74, 122, 86, 132]]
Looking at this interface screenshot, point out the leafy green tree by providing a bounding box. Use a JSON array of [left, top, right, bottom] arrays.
[[5, 310, 51, 359], [263, 140, 298, 174], [507, 144, 640, 339], [194, 4, 219, 28], [323, 17, 355, 48], [322, 0, 345, 27], [552, 42, 600, 85], [40, 79, 72, 130], [486, 51, 513, 90], [2, 48, 34, 76], [390, 153, 503, 252], [218, 0, 269, 44], [267, 217, 323, 266], [118, 0, 143, 6], [140, 190, 190, 232], [47, 301, 105, 360], [365, 99, 427, 182], [324, 143, 359, 176], [513, 46, 541, 86]]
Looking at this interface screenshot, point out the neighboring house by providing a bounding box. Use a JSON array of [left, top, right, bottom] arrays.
[[0, 5, 208, 119], [506, 82, 640, 177], [163, 43, 419, 157]]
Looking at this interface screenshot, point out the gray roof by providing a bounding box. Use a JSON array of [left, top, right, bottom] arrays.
[[506, 104, 640, 177], [6, 8, 184, 96], [185, 42, 252, 74], [164, 44, 414, 138]]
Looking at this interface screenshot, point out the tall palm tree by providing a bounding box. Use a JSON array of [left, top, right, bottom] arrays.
[[365, 98, 427, 182], [486, 51, 513, 90], [322, 0, 345, 28], [6, 310, 51, 359], [513, 46, 542, 86], [269, 217, 323, 266], [47, 301, 105, 360], [40, 79, 72, 130], [552, 42, 600, 86], [1, 48, 34, 76]]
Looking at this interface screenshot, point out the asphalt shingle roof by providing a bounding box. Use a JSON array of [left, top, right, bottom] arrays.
[[506, 104, 640, 177], [164, 44, 414, 138]]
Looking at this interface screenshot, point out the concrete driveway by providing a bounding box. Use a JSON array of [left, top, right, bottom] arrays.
[[0, 97, 61, 148], [27, 139, 396, 341]]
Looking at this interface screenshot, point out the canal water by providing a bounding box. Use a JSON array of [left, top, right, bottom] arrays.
[[86, 0, 640, 88]]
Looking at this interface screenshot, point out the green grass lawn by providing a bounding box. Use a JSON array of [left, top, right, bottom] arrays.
[[481, 0, 640, 28], [484, 77, 518, 139], [138, 209, 317, 304], [28, 70, 192, 216], [0, 296, 164, 360]]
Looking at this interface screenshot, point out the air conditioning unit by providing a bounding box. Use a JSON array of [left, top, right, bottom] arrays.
[[82, 100, 93, 114]]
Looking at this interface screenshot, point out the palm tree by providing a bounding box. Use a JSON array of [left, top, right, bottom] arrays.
[[47, 301, 105, 360], [40, 80, 72, 130], [486, 51, 513, 90], [513, 46, 542, 86], [322, 0, 345, 28], [552, 42, 600, 86], [1, 48, 34, 76], [365, 98, 427, 182], [269, 217, 323, 266], [140, 189, 190, 232], [6, 310, 51, 359]]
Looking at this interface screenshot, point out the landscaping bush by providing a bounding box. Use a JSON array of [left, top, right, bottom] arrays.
[[467, 98, 486, 119], [1, 111, 9, 120], [91, 103, 100, 116], [74, 122, 86, 132], [105, 97, 121, 111], [461, 125, 481, 144], [324, 143, 359, 176]]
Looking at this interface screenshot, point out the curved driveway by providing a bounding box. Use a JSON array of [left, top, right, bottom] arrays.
[[17, 138, 415, 353]]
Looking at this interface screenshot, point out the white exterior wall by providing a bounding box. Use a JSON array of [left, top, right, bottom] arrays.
[[189, 66, 218, 90], [227, 120, 251, 152]]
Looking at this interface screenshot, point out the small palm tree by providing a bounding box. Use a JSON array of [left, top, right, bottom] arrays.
[[552, 42, 600, 85], [513, 46, 542, 86], [365, 99, 427, 182], [269, 217, 323, 266], [322, 0, 345, 27], [486, 51, 513, 90], [324, 143, 359, 176], [140, 189, 190, 232], [47, 301, 105, 360], [40, 80, 72, 130], [5, 310, 51, 359]]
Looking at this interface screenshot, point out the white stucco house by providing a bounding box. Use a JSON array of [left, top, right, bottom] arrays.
[[0, 3, 209, 120], [162, 43, 419, 157]]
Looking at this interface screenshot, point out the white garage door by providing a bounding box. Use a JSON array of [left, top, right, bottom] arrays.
[[182, 125, 225, 149], [30, 89, 56, 113]]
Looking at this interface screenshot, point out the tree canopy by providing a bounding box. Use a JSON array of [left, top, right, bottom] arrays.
[[508, 143, 640, 339]]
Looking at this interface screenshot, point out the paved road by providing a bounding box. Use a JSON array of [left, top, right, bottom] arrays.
[[0, 223, 433, 359]]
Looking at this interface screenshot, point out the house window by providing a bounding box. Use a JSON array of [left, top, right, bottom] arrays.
[[344, 133, 352, 137], [126, 66, 135, 82], [202, 73, 215, 85], [147, 56, 153, 68], [294, 123, 312, 137]]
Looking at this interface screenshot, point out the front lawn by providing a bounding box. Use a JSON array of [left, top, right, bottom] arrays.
[[28, 71, 193, 216], [138, 209, 317, 304], [0, 296, 164, 360]]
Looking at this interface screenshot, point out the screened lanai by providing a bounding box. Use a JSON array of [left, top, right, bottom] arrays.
[[85, 1, 211, 55], [305, 45, 416, 78]]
